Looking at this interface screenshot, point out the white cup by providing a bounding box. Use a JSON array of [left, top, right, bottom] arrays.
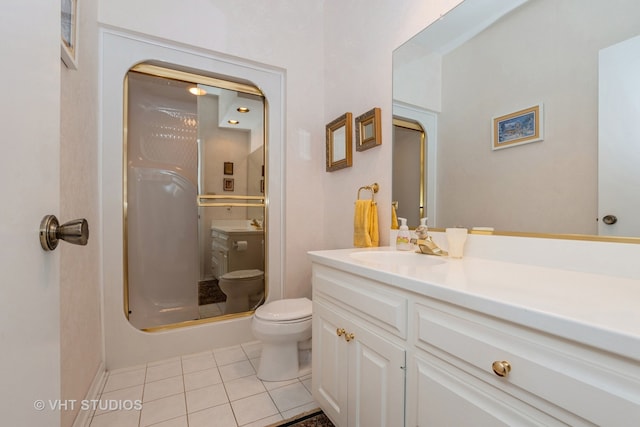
[[446, 228, 468, 258]]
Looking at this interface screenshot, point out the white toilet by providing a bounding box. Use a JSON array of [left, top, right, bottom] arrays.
[[218, 269, 264, 315], [251, 297, 313, 382]]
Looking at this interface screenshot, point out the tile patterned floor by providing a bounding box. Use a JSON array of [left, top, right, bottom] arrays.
[[88, 341, 316, 427]]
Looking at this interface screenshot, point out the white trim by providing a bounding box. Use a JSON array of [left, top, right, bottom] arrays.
[[71, 362, 107, 427], [100, 28, 286, 368], [393, 101, 438, 227]]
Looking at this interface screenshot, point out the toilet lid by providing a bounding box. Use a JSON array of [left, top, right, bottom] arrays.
[[220, 269, 264, 280], [255, 297, 312, 321]]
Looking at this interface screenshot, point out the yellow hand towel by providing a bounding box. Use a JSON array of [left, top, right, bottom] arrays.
[[391, 204, 399, 230], [354, 200, 379, 247]]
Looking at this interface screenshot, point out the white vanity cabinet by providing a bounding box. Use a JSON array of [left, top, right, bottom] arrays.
[[312, 265, 407, 427], [407, 299, 640, 426], [309, 251, 640, 427]]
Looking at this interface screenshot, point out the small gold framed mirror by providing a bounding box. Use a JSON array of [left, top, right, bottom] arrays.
[[326, 112, 353, 171], [355, 107, 382, 151]]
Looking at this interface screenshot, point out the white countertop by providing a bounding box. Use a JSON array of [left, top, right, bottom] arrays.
[[308, 247, 640, 362]]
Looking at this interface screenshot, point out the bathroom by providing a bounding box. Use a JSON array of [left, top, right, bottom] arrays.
[[3, 0, 640, 426]]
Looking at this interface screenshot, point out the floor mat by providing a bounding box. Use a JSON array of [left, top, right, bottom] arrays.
[[198, 279, 226, 305], [270, 409, 335, 427]]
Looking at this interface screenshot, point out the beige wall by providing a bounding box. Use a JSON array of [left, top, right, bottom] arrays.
[[60, 0, 103, 425]]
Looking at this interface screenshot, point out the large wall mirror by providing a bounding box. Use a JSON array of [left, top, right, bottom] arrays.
[[393, 0, 640, 240], [125, 63, 266, 331]]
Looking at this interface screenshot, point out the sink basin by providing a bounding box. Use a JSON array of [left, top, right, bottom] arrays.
[[349, 250, 446, 267]]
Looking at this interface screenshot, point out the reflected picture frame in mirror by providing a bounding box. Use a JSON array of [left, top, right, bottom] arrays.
[[492, 104, 543, 150], [326, 112, 353, 171], [355, 107, 382, 151]]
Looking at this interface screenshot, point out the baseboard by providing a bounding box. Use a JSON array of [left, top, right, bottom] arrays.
[[72, 362, 107, 427]]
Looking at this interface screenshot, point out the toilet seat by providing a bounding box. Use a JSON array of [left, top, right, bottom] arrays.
[[255, 297, 312, 322], [220, 269, 264, 281]]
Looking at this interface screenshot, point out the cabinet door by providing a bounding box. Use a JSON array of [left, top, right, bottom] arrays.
[[347, 318, 406, 427], [313, 301, 349, 427], [408, 354, 564, 427], [313, 300, 406, 427]]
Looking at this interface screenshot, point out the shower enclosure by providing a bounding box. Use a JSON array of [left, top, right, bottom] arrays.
[[125, 64, 266, 330]]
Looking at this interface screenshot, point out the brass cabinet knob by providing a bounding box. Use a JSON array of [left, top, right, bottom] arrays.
[[492, 360, 511, 377], [345, 332, 355, 342], [336, 328, 346, 337]]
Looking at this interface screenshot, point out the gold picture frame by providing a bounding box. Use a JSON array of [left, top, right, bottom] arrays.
[[355, 107, 382, 151], [492, 104, 543, 150], [223, 178, 234, 191], [326, 112, 353, 172], [224, 161, 234, 175], [61, 0, 79, 69]]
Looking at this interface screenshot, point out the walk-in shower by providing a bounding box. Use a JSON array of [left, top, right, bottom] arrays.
[[125, 64, 266, 330]]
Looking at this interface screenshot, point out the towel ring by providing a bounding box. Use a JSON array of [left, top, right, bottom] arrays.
[[357, 183, 379, 200]]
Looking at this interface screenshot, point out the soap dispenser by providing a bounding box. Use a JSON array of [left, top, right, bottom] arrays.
[[396, 217, 412, 251], [415, 217, 429, 240]]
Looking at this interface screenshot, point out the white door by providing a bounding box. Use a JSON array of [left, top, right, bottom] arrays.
[[0, 1, 61, 425], [598, 35, 640, 237]]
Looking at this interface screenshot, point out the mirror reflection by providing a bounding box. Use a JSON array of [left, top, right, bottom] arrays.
[[393, 0, 640, 238], [125, 64, 266, 331]]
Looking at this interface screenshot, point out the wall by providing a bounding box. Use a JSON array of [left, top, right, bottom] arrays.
[[321, 0, 464, 249], [59, 0, 104, 425]]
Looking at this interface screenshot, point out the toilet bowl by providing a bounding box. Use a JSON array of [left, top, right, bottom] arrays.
[[218, 269, 264, 315], [251, 297, 312, 381]]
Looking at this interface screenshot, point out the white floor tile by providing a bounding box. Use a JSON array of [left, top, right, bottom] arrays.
[[94, 384, 144, 416], [147, 415, 188, 427], [214, 345, 248, 366], [230, 393, 279, 426], [143, 376, 184, 402], [219, 360, 255, 382], [188, 403, 238, 427], [281, 402, 320, 421], [103, 368, 146, 393], [241, 341, 262, 359], [139, 393, 186, 426], [261, 377, 298, 391], [268, 382, 314, 413], [182, 353, 216, 374], [186, 383, 229, 413], [146, 360, 183, 383], [89, 409, 140, 427], [93, 342, 318, 427], [224, 375, 266, 401], [241, 413, 283, 427], [184, 367, 222, 391]]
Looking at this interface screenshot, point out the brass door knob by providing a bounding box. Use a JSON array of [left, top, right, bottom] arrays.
[[492, 360, 511, 377]]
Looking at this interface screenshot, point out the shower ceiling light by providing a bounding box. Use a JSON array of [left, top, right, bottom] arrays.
[[188, 87, 207, 96], [237, 107, 250, 113], [228, 120, 240, 125]]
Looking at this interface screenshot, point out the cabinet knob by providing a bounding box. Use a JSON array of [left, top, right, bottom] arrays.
[[492, 360, 511, 377], [336, 328, 346, 337], [344, 332, 355, 342]]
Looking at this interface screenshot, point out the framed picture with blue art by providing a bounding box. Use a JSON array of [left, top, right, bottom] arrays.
[[492, 104, 543, 150], [61, 0, 79, 69]]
